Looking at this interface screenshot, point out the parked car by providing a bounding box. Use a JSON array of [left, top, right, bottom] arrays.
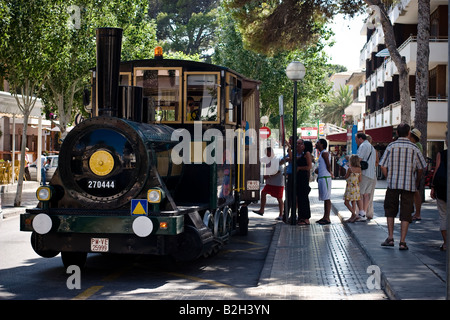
[[28, 155, 59, 182]]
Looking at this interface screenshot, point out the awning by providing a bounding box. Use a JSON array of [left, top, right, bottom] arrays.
[[365, 126, 394, 143], [0, 91, 43, 117], [326, 126, 394, 144], [327, 131, 348, 142], [375, 48, 390, 57]]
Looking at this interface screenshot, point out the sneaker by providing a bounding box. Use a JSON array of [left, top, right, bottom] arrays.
[[356, 213, 367, 222]]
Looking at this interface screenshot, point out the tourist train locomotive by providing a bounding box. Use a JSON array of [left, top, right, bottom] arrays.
[[20, 28, 262, 267]]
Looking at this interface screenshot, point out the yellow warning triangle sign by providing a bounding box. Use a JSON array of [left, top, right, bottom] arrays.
[[133, 201, 146, 215]]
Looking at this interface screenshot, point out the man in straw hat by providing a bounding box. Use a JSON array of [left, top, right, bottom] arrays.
[[409, 128, 424, 222]]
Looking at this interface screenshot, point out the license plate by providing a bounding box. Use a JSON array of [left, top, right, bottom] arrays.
[[247, 180, 260, 190], [91, 238, 109, 252]]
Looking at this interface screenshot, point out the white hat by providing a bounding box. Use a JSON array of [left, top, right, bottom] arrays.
[[411, 128, 421, 140]]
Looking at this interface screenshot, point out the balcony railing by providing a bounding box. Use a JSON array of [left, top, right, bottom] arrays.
[[360, 97, 448, 131]]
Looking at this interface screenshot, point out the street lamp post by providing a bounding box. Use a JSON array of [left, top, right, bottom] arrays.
[[286, 61, 306, 225]]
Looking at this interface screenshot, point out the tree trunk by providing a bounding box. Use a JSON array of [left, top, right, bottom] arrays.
[[14, 112, 29, 207], [13, 79, 37, 207], [365, 0, 411, 124], [415, 0, 430, 159]]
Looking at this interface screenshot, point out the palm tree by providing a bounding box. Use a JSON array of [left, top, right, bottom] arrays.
[[320, 85, 353, 126]]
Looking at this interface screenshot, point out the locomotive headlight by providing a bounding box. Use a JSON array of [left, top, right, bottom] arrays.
[[36, 186, 53, 202], [147, 188, 165, 203]]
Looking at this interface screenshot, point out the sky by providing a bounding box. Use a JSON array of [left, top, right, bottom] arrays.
[[325, 14, 367, 72]]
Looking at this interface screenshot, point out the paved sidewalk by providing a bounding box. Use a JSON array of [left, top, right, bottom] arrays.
[[0, 181, 40, 224], [331, 179, 447, 300], [254, 179, 447, 300], [254, 195, 388, 300]]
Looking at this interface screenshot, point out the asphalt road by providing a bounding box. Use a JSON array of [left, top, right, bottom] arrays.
[[0, 207, 276, 300]]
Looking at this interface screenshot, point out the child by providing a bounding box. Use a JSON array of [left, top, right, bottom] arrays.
[[343, 155, 363, 223]]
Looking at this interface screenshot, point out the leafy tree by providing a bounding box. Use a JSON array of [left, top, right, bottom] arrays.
[[327, 64, 348, 77], [40, 0, 159, 140], [0, 0, 159, 205], [224, 0, 364, 55], [0, 0, 67, 206], [224, 0, 414, 124], [213, 10, 332, 134], [149, 0, 219, 56], [320, 85, 353, 126]]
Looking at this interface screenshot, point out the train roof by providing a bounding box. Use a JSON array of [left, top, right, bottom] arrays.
[[119, 58, 261, 85]]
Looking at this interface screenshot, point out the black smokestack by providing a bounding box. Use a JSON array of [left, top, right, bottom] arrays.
[[118, 86, 143, 122], [96, 28, 123, 117]]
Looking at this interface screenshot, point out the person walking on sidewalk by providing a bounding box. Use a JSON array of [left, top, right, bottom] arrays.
[[355, 132, 376, 222], [253, 147, 285, 219], [379, 123, 427, 250], [343, 155, 363, 223], [315, 138, 333, 225], [430, 132, 447, 251]]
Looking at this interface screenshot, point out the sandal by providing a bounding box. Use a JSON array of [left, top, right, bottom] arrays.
[[345, 216, 359, 223], [399, 242, 409, 250], [381, 238, 394, 247], [252, 210, 264, 216]]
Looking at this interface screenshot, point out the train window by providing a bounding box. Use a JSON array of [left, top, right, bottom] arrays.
[[184, 72, 220, 123], [226, 74, 238, 124], [119, 72, 131, 86], [134, 67, 182, 123]]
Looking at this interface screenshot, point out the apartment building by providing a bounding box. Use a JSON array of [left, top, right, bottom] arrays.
[[331, 0, 448, 162]]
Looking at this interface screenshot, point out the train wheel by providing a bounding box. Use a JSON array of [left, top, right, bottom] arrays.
[[30, 232, 59, 258], [214, 209, 224, 236], [203, 210, 214, 231], [174, 225, 203, 262], [61, 252, 87, 269], [238, 206, 249, 236], [223, 207, 232, 237]]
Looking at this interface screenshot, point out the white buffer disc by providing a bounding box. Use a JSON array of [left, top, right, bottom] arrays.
[[132, 216, 153, 237], [32, 214, 53, 235]]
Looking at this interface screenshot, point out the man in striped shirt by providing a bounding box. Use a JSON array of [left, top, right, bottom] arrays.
[[379, 123, 427, 250]]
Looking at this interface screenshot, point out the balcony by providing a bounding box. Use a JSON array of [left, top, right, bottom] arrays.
[[370, 74, 377, 92], [358, 85, 366, 102], [363, 98, 448, 132], [411, 98, 448, 122], [376, 36, 448, 76], [376, 67, 384, 87], [365, 79, 371, 96], [389, 0, 413, 24], [364, 104, 397, 130]]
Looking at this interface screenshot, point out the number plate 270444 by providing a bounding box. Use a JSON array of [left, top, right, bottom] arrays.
[[91, 238, 109, 252]]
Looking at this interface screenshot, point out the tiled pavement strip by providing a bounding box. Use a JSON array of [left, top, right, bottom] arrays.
[[254, 195, 388, 300]]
